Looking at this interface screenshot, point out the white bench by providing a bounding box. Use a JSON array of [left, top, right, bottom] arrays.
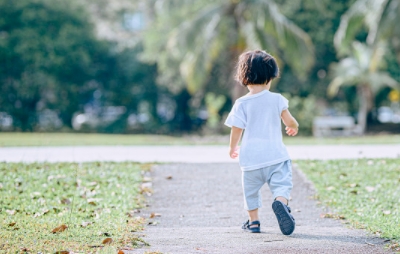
[[313, 116, 356, 137]]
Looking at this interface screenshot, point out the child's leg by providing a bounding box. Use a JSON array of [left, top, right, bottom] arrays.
[[242, 169, 264, 224], [248, 208, 259, 226], [267, 160, 295, 235], [275, 196, 288, 205], [266, 160, 293, 202]]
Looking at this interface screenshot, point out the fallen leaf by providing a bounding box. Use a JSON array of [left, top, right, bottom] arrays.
[[118, 250, 124, 254], [148, 221, 158, 225], [127, 209, 140, 217], [349, 183, 358, 188], [20, 247, 29, 252], [149, 213, 155, 218], [365, 186, 375, 192], [102, 237, 113, 244], [294, 209, 301, 212], [143, 177, 152, 182], [61, 198, 71, 205], [6, 210, 16, 215], [141, 182, 152, 188], [88, 198, 97, 206], [55, 251, 70, 254], [81, 221, 93, 227], [166, 176, 173, 180], [52, 224, 68, 233], [8, 222, 16, 227], [87, 181, 98, 186]]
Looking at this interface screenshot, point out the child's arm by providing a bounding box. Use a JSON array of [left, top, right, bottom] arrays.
[[281, 109, 299, 136], [229, 126, 243, 159]]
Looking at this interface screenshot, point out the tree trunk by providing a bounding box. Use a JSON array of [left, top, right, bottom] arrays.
[[356, 85, 373, 135]]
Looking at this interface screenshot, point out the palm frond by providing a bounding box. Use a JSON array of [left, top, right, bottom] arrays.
[[251, 0, 314, 75], [334, 0, 388, 54]]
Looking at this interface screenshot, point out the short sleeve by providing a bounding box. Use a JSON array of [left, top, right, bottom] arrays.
[[224, 102, 246, 129], [279, 94, 289, 113]]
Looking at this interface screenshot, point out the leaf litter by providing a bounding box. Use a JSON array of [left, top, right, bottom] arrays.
[[0, 162, 150, 252]]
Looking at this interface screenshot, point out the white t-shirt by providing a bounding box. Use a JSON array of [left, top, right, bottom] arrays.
[[224, 90, 290, 171]]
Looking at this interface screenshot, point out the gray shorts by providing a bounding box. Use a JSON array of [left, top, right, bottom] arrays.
[[242, 160, 293, 211]]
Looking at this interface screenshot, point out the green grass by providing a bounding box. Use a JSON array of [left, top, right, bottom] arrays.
[[297, 159, 400, 247], [1, 132, 400, 147], [0, 162, 151, 252]]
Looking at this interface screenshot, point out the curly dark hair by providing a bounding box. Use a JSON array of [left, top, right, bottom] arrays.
[[236, 50, 279, 86]]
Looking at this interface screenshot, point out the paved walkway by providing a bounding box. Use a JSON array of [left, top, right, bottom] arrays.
[[131, 163, 391, 253], [1, 144, 399, 163], [1, 145, 397, 253]]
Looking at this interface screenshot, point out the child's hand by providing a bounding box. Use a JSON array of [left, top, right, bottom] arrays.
[[229, 146, 240, 159], [285, 126, 298, 136]]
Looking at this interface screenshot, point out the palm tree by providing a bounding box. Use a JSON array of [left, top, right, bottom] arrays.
[[328, 42, 399, 134], [142, 0, 314, 99], [334, 0, 400, 62]]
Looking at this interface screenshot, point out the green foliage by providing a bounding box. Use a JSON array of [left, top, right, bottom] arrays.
[[142, 0, 314, 97], [204, 93, 226, 131], [0, 162, 149, 252], [276, 0, 356, 97], [297, 159, 400, 242], [282, 93, 317, 135], [0, 0, 107, 130]]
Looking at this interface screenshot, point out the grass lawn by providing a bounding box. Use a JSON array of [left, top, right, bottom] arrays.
[[297, 159, 400, 250], [1, 132, 400, 147], [0, 162, 151, 253]]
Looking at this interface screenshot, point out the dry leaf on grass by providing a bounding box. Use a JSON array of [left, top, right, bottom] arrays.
[[127, 209, 140, 217], [52, 224, 68, 233], [55, 251, 70, 254], [6, 210, 16, 215], [143, 177, 152, 182], [102, 237, 113, 244], [118, 250, 125, 254], [166, 176, 173, 180], [81, 221, 93, 227], [87, 181, 98, 186], [61, 198, 71, 204], [149, 213, 161, 218], [8, 222, 16, 227]]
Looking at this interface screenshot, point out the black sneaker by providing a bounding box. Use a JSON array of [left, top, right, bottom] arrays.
[[272, 200, 295, 235]]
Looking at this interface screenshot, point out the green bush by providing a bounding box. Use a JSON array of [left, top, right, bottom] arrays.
[[283, 94, 318, 135]]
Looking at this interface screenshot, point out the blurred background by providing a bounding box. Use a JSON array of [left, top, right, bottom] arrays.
[[1, 0, 399, 137]]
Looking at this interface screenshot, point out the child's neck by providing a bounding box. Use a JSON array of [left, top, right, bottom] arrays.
[[247, 83, 270, 95]]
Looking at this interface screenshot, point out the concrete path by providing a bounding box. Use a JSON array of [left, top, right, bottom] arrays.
[[131, 163, 391, 254], [1, 145, 397, 253], [1, 144, 399, 163]]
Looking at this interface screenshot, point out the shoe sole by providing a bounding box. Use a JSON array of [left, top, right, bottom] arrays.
[[272, 201, 295, 235], [243, 228, 261, 233]]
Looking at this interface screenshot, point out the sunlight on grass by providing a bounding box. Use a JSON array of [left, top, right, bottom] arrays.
[[297, 159, 400, 245], [0, 162, 151, 252], [1, 133, 400, 147]]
